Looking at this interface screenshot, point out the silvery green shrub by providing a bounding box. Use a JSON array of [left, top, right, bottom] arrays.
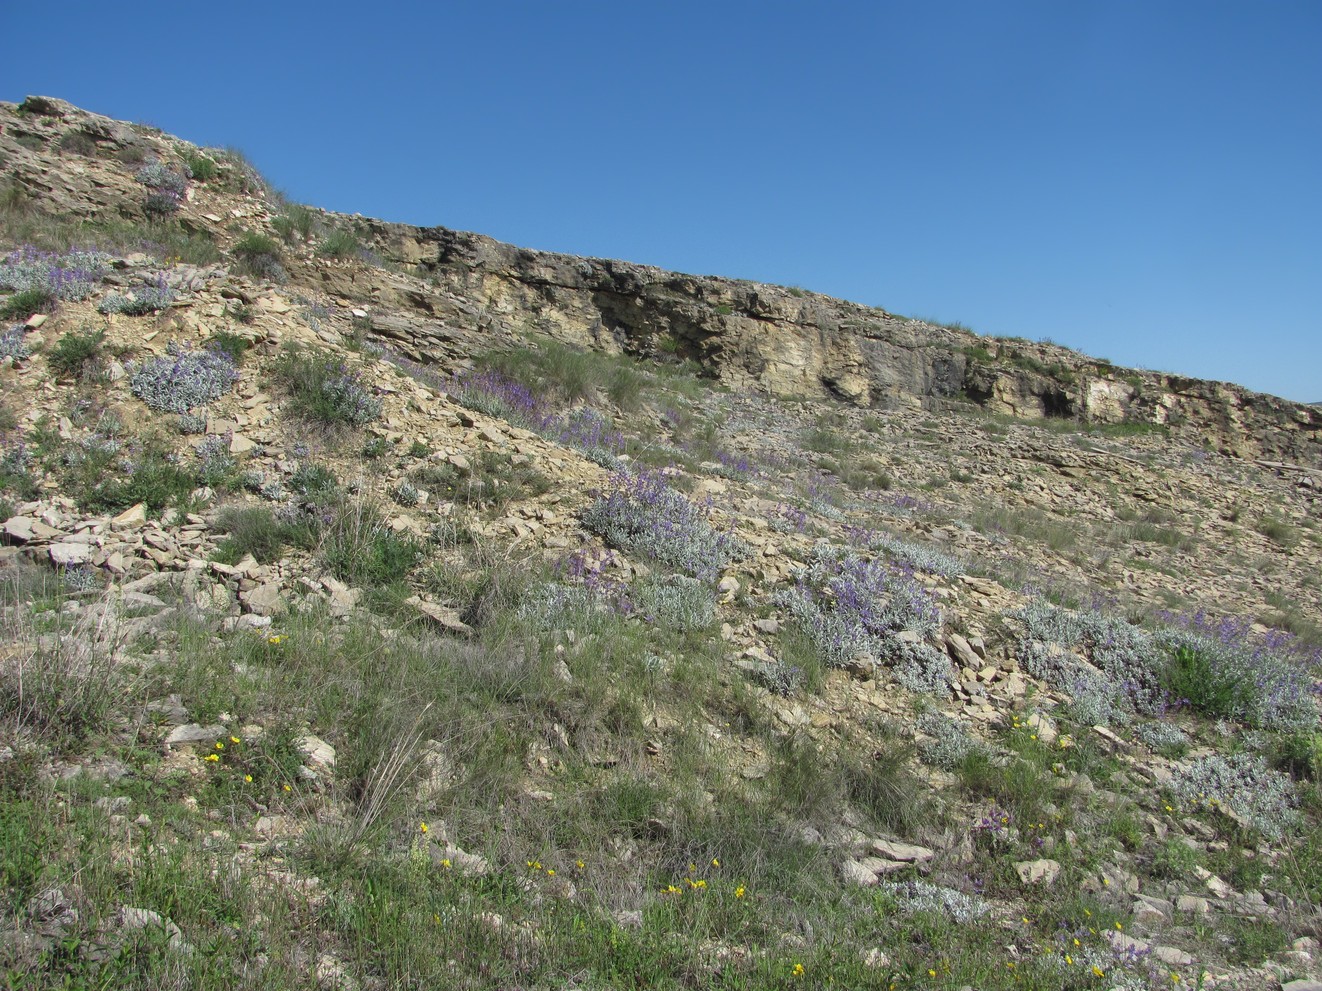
[[97, 277, 174, 315], [193, 435, 237, 487], [0, 246, 109, 301], [777, 544, 945, 685], [878, 879, 991, 923], [135, 160, 188, 196], [860, 528, 965, 578], [128, 342, 239, 414], [1017, 600, 1317, 731], [632, 574, 715, 631], [0, 325, 30, 362], [581, 470, 743, 582], [918, 712, 988, 769], [1170, 752, 1299, 840]]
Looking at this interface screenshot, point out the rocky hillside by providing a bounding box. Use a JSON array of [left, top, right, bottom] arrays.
[[1, 95, 1321, 991]]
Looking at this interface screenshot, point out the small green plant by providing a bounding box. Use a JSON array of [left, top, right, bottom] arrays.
[[232, 231, 287, 283], [1258, 515, 1298, 548], [205, 331, 250, 364], [56, 131, 99, 157], [317, 227, 361, 260], [318, 500, 425, 587], [46, 328, 106, 380], [213, 505, 293, 564], [0, 287, 57, 320], [182, 150, 218, 181], [273, 348, 383, 426], [271, 203, 318, 243]]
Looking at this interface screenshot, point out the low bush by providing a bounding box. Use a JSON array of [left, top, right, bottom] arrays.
[[232, 231, 287, 283], [777, 544, 948, 692], [271, 203, 318, 243], [412, 450, 550, 511], [318, 500, 425, 587], [45, 327, 106, 380], [0, 287, 56, 320], [0, 325, 31, 363], [214, 505, 294, 564], [0, 441, 38, 500], [1170, 752, 1299, 841], [135, 160, 189, 216], [0, 246, 110, 303], [96, 276, 175, 315], [181, 150, 218, 182], [317, 227, 361, 260], [129, 342, 240, 414], [193, 435, 239, 489], [273, 348, 383, 426], [581, 470, 743, 581]]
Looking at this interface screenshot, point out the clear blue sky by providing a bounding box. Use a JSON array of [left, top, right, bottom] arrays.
[[5, 1, 1319, 402]]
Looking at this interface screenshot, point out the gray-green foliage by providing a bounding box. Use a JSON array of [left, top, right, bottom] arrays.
[[1171, 752, 1299, 840], [917, 712, 989, 769], [878, 878, 992, 923], [0, 325, 30, 362], [865, 530, 965, 578], [632, 574, 716, 631], [1017, 600, 1317, 731], [777, 543, 949, 693], [128, 342, 239, 414]]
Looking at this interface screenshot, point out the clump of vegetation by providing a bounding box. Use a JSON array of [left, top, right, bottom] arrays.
[[1017, 601, 1318, 731], [181, 149, 218, 182], [0, 325, 31, 363], [97, 275, 174, 315], [273, 348, 383, 426], [232, 231, 287, 283], [271, 203, 318, 243], [318, 499, 425, 587], [412, 450, 550, 512], [135, 159, 189, 216], [317, 226, 361, 260], [1171, 752, 1300, 841], [581, 470, 743, 581], [45, 327, 107, 380], [128, 342, 240, 414], [777, 544, 950, 693], [0, 247, 110, 316]]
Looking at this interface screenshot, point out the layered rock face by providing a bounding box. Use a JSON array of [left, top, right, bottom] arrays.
[[349, 221, 1321, 467], [4, 95, 1319, 467]]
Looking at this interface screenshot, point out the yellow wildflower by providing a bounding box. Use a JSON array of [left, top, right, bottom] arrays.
[[244, 774, 253, 783], [735, 886, 745, 899], [204, 754, 220, 762], [419, 822, 428, 834]]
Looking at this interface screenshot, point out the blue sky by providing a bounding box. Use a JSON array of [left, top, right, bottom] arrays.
[[4, 1, 1319, 402]]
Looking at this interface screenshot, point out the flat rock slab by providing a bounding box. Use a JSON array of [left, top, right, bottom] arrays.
[[870, 839, 936, 863], [1015, 859, 1061, 885], [49, 541, 93, 566], [164, 723, 228, 745]]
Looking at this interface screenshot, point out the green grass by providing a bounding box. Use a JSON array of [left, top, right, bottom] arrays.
[[479, 338, 655, 412], [272, 347, 382, 426], [181, 149, 218, 181], [316, 226, 361, 260], [45, 327, 106, 380], [0, 286, 57, 320]]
